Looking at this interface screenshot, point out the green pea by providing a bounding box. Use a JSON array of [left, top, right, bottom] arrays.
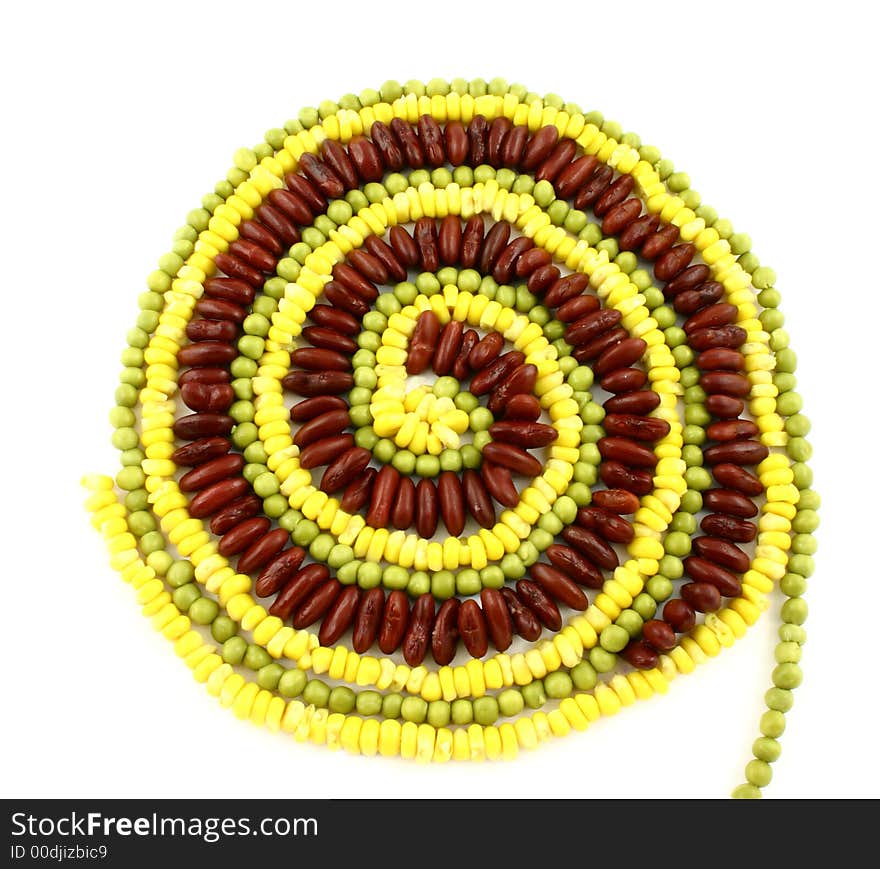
[[537, 512, 564, 535], [673, 345, 694, 367], [355, 427, 379, 451], [497, 689, 524, 718], [109, 405, 135, 429], [385, 173, 408, 196], [788, 437, 812, 462], [211, 615, 238, 644], [615, 610, 643, 638], [292, 519, 319, 547], [146, 550, 173, 577], [126, 510, 155, 537], [119, 366, 145, 388], [521, 681, 546, 710], [375, 293, 402, 317], [632, 592, 657, 621], [600, 624, 629, 653], [415, 273, 441, 296], [238, 335, 264, 360], [568, 482, 593, 507], [114, 466, 144, 491], [500, 554, 525, 580], [475, 566, 500, 590], [517, 541, 539, 568], [431, 570, 455, 600], [456, 569, 481, 596], [427, 700, 451, 728], [383, 565, 409, 590], [495, 285, 516, 308], [731, 784, 761, 800], [356, 690, 382, 716], [391, 450, 416, 475], [788, 554, 814, 578], [589, 646, 617, 673], [357, 332, 380, 352], [189, 597, 219, 626], [328, 686, 356, 715], [685, 466, 712, 491], [515, 285, 538, 313], [775, 641, 802, 664], [450, 698, 474, 725], [432, 167, 453, 188], [745, 759, 773, 788], [753, 737, 782, 764], [257, 663, 284, 691], [629, 269, 652, 292], [337, 560, 360, 585], [550, 495, 575, 525], [222, 637, 247, 665], [124, 490, 149, 514], [437, 267, 458, 287], [348, 405, 372, 428], [460, 444, 481, 470], [407, 571, 430, 597], [645, 575, 673, 602], [229, 400, 254, 424], [299, 679, 329, 708], [512, 174, 534, 195], [242, 461, 266, 484], [415, 454, 440, 478], [373, 438, 396, 464], [772, 663, 803, 690], [244, 644, 272, 671], [544, 672, 573, 700], [400, 696, 428, 724], [278, 509, 301, 532], [679, 489, 703, 514], [471, 431, 491, 452], [567, 365, 593, 391], [323, 543, 351, 570], [779, 624, 807, 645], [473, 696, 499, 726], [230, 356, 257, 378], [765, 687, 793, 713], [792, 509, 819, 534], [308, 533, 334, 563], [171, 582, 200, 612]]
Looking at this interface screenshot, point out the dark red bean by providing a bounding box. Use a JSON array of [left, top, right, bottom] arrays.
[[576, 506, 634, 544], [179, 453, 244, 492], [642, 619, 677, 652], [522, 124, 558, 169], [545, 543, 604, 588], [594, 175, 635, 217], [209, 495, 261, 535], [470, 350, 525, 395], [177, 341, 237, 367], [467, 114, 489, 166], [352, 587, 385, 653], [479, 221, 510, 275], [700, 513, 757, 543], [684, 303, 739, 335], [663, 598, 696, 633], [319, 586, 361, 646], [542, 273, 590, 308], [561, 525, 619, 570], [173, 413, 234, 440], [573, 164, 613, 209], [536, 138, 577, 183], [705, 394, 745, 419], [704, 488, 758, 518], [640, 224, 679, 260], [215, 251, 263, 286], [337, 258, 382, 294], [285, 173, 327, 213], [603, 390, 661, 415], [238, 528, 289, 575], [255, 546, 307, 598], [185, 318, 237, 342], [299, 152, 344, 199], [689, 325, 748, 351], [438, 215, 462, 265], [527, 264, 559, 294], [390, 118, 424, 168], [572, 327, 626, 363], [269, 187, 313, 224], [434, 319, 463, 376], [321, 139, 358, 190], [516, 580, 562, 631], [503, 393, 542, 421], [482, 442, 541, 477], [301, 326, 358, 354], [414, 217, 440, 272], [692, 536, 751, 573], [565, 308, 622, 346], [417, 114, 445, 166], [704, 440, 769, 466], [515, 246, 551, 277], [348, 135, 384, 182], [195, 297, 246, 323], [444, 121, 467, 166], [592, 489, 641, 515], [681, 581, 722, 613], [437, 471, 466, 537], [402, 593, 434, 666], [600, 368, 647, 394], [600, 461, 654, 496], [172, 436, 229, 467], [594, 337, 647, 379], [291, 347, 351, 372], [371, 121, 404, 171], [180, 381, 234, 413], [416, 478, 438, 538], [341, 466, 377, 514], [487, 364, 538, 415], [363, 235, 407, 282], [683, 556, 743, 597], [480, 588, 513, 652], [673, 281, 725, 315], [392, 475, 416, 530], [322, 280, 370, 317], [269, 564, 329, 621], [501, 588, 542, 641], [619, 213, 661, 251], [218, 517, 271, 557], [228, 238, 275, 273], [468, 331, 504, 371], [654, 243, 695, 281], [320, 446, 371, 493], [378, 590, 409, 654], [453, 329, 479, 380], [555, 154, 597, 197], [294, 408, 350, 449], [501, 124, 528, 167], [481, 461, 519, 508], [488, 420, 557, 448], [256, 204, 299, 246], [460, 215, 484, 267], [701, 371, 751, 398], [407, 309, 441, 375], [530, 563, 588, 611], [299, 434, 354, 470], [488, 116, 512, 165], [462, 469, 494, 529], [282, 370, 354, 397], [293, 579, 343, 629], [388, 225, 419, 268], [557, 294, 601, 323], [622, 641, 659, 670], [602, 197, 642, 235], [597, 436, 658, 468], [697, 348, 745, 371], [713, 463, 764, 496], [308, 305, 360, 336], [602, 414, 670, 443], [290, 395, 348, 423], [366, 465, 400, 529], [431, 598, 460, 665], [457, 599, 489, 658]]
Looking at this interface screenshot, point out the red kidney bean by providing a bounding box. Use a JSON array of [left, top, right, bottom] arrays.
[[407, 309, 441, 375], [467, 114, 489, 166], [215, 251, 262, 286], [293, 578, 343, 629], [308, 305, 360, 336], [543, 273, 590, 308], [683, 556, 742, 597], [444, 120, 468, 166], [674, 282, 725, 317], [565, 308, 622, 346], [366, 465, 400, 528], [697, 347, 745, 371], [256, 203, 300, 246], [557, 294, 601, 323], [208, 494, 261, 535], [594, 175, 635, 217], [177, 341, 237, 367], [530, 563, 588, 611], [601, 197, 643, 236], [592, 488, 641, 514], [268, 187, 313, 224], [503, 393, 542, 421], [180, 381, 234, 413], [701, 513, 757, 543], [654, 243, 695, 281], [301, 326, 358, 355], [555, 154, 598, 198], [255, 546, 306, 598], [178, 367, 231, 388], [515, 247, 551, 277], [603, 414, 670, 443], [205, 276, 255, 305], [218, 517, 271, 557], [479, 221, 510, 275], [622, 640, 659, 670], [434, 319, 463, 376], [493, 236, 534, 284], [417, 114, 445, 166], [488, 420, 557, 448], [321, 139, 358, 190], [371, 121, 404, 170], [704, 440, 769, 466], [438, 215, 462, 265], [576, 506, 635, 544], [453, 329, 479, 380], [285, 173, 327, 213], [341, 466, 377, 514], [603, 390, 661, 415], [378, 590, 410, 654], [482, 442, 541, 477], [536, 138, 577, 183], [179, 453, 244, 493], [546, 543, 604, 588], [597, 436, 658, 468], [701, 371, 751, 397], [414, 217, 440, 272], [692, 536, 751, 573], [431, 598, 460, 665], [173, 413, 234, 440], [470, 350, 525, 395], [348, 135, 384, 182], [293, 408, 350, 449], [461, 214, 483, 269], [640, 224, 679, 260], [713, 463, 764, 496], [600, 367, 647, 393], [619, 213, 661, 251], [501, 123, 528, 167], [299, 152, 344, 198], [389, 225, 419, 267], [689, 325, 748, 351], [436, 471, 465, 537], [522, 124, 559, 169], [663, 598, 696, 633], [319, 586, 361, 646], [402, 593, 435, 666], [391, 474, 415, 531], [666, 264, 711, 296], [269, 564, 330, 620], [684, 303, 738, 335], [172, 436, 229, 467], [291, 347, 351, 372], [681, 581, 722, 613], [527, 264, 560, 294], [457, 599, 489, 658], [594, 337, 647, 379], [704, 488, 758, 518], [487, 364, 538, 415], [481, 461, 519, 508], [480, 588, 512, 652], [516, 580, 562, 631], [290, 395, 348, 423], [501, 588, 542, 641], [323, 280, 370, 317], [642, 619, 677, 652], [185, 319, 237, 342], [416, 478, 439, 538], [562, 525, 619, 570], [705, 394, 745, 419], [488, 116, 512, 165], [282, 370, 354, 397], [572, 327, 627, 363], [320, 446, 371, 494], [363, 235, 407, 282], [335, 260, 381, 298], [468, 331, 504, 372], [237, 527, 289, 575], [352, 587, 385, 653], [600, 461, 654, 496], [574, 164, 613, 209], [229, 238, 275, 273]]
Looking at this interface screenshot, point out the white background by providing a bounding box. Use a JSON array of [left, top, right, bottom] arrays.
[[2, 0, 878, 799]]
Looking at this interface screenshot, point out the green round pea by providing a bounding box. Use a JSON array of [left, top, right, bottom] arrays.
[[172, 583, 201, 612], [427, 700, 451, 728], [589, 646, 617, 673], [146, 551, 172, 577], [454, 391, 479, 413], [779, 624, 807, 645], [772, 663, 803, 690], [615, 610, 643, 638], [731, 784, 761, 800], [500, 553, 525, 580], [632, 592, 657, 621], [221, 637, 247, 666], [391, 449, 416, 475], [473, 696, 499, 726], [544, 672, 573, 700], [498, 689, 524, 718], [431, 570, 455, 600], [189, 597, 219, 626], [745, 759, 773, 788], [211, 615, 238, 644], [292, 519, 319, 547], [375, 293, 401, 317], [382, 565, 408, 590], [373, 438, 395, 464], [257, 663, 284, 691], [407, 571, 430, 597], [566, 482, 592, 506], [244, 644, 272, 671], [477, 566, 503, 590], [278, 669, 307, 698], [415, 454, 440, 478], [302, 680, 330, 708], [753, 737, 782, 763], [469, 407, 493, 432], [765, 688, 793, 713], [328, 686, 356, 714], [356, 690, 382, 716], [646, 575, 673, 602], [438, 449, 462, 473], [450, 698, 474, 725], [400, 696, 428, 724], [521, 681, 546, 710], [309, 533, 335, 563], [600, 624, 629, 653], [570, 661, 598, 691], [455, 569, 482, 596], [139, 531, 164, 556]]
